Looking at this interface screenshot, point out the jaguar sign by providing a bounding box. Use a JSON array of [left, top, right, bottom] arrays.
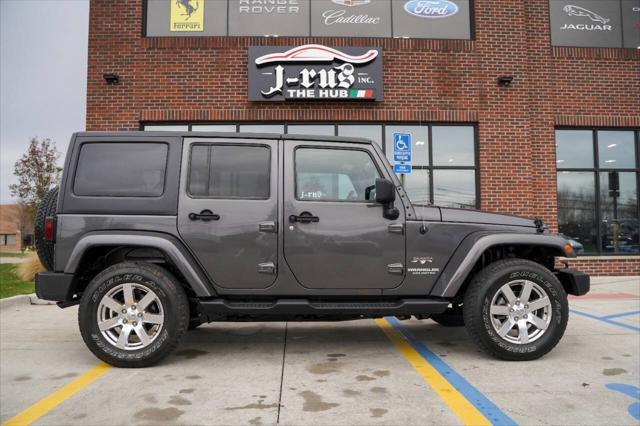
[[248, 45, 383, 102]]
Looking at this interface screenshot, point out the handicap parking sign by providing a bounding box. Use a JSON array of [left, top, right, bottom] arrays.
[[393, 133, 411, 162]]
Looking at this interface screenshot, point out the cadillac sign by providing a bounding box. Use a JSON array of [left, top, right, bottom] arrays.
[[248, 44, 383, 102]]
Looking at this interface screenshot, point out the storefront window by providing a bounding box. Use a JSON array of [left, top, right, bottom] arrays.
[[143, 122, 478, 208], [556, 129, 639, 255]]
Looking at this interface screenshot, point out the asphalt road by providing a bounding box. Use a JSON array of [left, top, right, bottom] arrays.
[[1, 276, 638, 426]]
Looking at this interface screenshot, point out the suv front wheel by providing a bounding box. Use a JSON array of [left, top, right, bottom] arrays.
[[78, 262, 189, 368], [463, 259, 568, 361]]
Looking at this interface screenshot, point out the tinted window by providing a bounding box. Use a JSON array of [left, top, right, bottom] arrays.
[[287, 125, 335, 136], [74, 143, 168, 197], [143, 124, 188, 131], [296, 148, 380, 201], [557, 171, 598, 253], [338, 125, 383, 147], [188, 145, 270, 199], [384, 125, 429, 166], [432, 126, 475, 166], [403, 169, 431, 204], [599, 171, 639, 254], [191, 125, 237, 132], [597, 131, 637, 169], [239, 124, 285, 134], [433, 169, 476, 209], [555, 130, 594, 168]]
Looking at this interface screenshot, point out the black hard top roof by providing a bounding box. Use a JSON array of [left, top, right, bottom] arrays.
[[72, 131, 372, 145]]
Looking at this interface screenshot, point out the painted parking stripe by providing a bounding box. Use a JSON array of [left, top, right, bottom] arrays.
[[601, 310, 640, 320], [2, 363, 111, 426], [570, 309, 640, 333], [376, 317, 516, 426]]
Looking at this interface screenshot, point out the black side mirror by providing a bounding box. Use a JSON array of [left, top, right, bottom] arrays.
[[375, 178, 396, 204], [375, 178, 399, 220]]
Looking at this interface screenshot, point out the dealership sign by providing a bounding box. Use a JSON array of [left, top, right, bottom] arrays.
[[403, 0, 459, 18], [248, 45, 383, 101]]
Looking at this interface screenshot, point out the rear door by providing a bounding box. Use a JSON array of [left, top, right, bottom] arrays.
[[283, 140, 406, 289], [178, 138, 278, 289]]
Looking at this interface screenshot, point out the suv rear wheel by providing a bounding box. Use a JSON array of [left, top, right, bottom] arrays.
[[463, 259, 568, 361], [78, 262, 189, 368]]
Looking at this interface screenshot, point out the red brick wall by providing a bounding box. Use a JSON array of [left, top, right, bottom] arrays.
[[558, 258, 640, 277], [86, 0, 640, 275]]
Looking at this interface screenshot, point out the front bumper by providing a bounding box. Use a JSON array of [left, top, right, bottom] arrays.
[[556, 268, 590, 296], [35, 272, 76, 302]]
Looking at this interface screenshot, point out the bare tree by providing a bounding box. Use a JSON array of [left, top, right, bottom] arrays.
[[9, 137, 61, 219]]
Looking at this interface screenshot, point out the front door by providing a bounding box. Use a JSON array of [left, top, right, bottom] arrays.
[[283, 141, 406, 289], [178, 138, 278, 289]]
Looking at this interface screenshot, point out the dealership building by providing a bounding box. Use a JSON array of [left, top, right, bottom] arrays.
[[86, 0, 639, 275]]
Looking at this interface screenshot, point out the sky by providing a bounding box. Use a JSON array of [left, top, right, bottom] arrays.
[[0, 0, 89, 204]]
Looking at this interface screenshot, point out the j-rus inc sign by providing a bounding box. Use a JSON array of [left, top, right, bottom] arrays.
[[248, 44, 383, 102]]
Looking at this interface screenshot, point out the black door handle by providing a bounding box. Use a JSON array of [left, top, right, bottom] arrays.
[[189, 209, 220, 222], [289, 211, 319, 224]]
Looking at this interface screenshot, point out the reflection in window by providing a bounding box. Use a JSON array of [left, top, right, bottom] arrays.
[[556, 129, 639, 255], [337, 125, 382, 147], [287, 125, 335, 136], [599, 172, 639, 254], [432, 126, 475, 166], [557, 172, 597, 254], [295, 148, 379, 202], [598, 131, 636, 169], [384, 125, 429, 166], [555, 130, 594, 169], [239, 124, 284, 134], [192, 125, 237, 132], [433, 170, 476, 209], [143, 125, 189, 131], [403, 170, 430, 205], [188, 145, 270, 199]]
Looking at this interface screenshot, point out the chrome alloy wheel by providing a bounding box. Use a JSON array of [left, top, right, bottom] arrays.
[[97, 283, 164, 351], [489, 280, 552, 345]]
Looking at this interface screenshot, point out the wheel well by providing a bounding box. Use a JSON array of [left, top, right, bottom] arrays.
[[72, 245, 197, 298], [452, 244, 563, 301]]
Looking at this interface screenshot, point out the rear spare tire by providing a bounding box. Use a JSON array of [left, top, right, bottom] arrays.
[[35, 186, 58, 271]]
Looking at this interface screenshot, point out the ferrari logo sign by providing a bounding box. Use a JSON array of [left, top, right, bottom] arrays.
[[170, 0, 204, 32]]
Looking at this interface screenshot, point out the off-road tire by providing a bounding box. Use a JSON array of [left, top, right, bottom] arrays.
[[34, 186, 58, 271], [431, 309, 465, 327], [78, 262, 189, 368], [463, 259, 568, 361]]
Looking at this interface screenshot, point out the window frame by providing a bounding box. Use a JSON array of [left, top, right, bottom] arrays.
[[293, 145, 383, 203], [556, 127, 640, 256], [142, 121, 480, 209], [186, 142, 272, 200], [72, 141, 170, 198]]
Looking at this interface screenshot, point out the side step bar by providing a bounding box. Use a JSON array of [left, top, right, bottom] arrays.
[[198, 298, 449, 321]]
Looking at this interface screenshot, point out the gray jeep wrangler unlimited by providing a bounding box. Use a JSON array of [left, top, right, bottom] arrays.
[[35, 132, 589, 368]]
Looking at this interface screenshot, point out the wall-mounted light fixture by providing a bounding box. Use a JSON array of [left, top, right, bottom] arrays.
[[497, 76, 514, 87], [103, 73, 120, 84]]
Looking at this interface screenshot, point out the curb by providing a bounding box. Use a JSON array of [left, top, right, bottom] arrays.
[[0, 294, 57, 310], [0, 294, 32, 310]]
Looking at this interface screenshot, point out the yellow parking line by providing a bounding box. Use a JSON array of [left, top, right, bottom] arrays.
[[2, 363, 112, 426], [375, 318, 491, 426]]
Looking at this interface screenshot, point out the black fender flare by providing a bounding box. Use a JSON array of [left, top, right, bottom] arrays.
[[431, 232, 570, 298], [64, 231, 216, 297]]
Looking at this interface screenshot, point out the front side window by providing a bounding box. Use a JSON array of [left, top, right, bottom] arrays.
[[74, 143, 168, 197], [188, 145, 270, 199], [295, 148, 380, 202], [556, 129, 639, 255]]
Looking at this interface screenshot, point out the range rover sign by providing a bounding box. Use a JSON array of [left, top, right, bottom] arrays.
[[248, 45, 383, 102]]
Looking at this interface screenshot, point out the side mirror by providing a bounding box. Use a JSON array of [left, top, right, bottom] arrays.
[[375, 178, 399, 220], [375, 178, 396, 204]]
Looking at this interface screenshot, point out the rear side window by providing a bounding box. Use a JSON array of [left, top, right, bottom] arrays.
[[74, 143, 168, 197], [188, 144, 270, 199]]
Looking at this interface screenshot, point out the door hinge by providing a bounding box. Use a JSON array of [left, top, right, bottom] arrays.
[[387, 263, 404, 275], [388, 223, 404, 234], [258, 221, 277, 233], [257, 262, 276, 275]]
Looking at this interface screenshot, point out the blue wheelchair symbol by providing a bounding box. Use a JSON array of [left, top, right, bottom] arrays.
[[394, 133, 411, 152], [606, 383, 640, 421]]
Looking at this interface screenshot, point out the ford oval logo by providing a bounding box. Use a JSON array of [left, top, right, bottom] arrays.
[[404, 0, 459, 18]]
